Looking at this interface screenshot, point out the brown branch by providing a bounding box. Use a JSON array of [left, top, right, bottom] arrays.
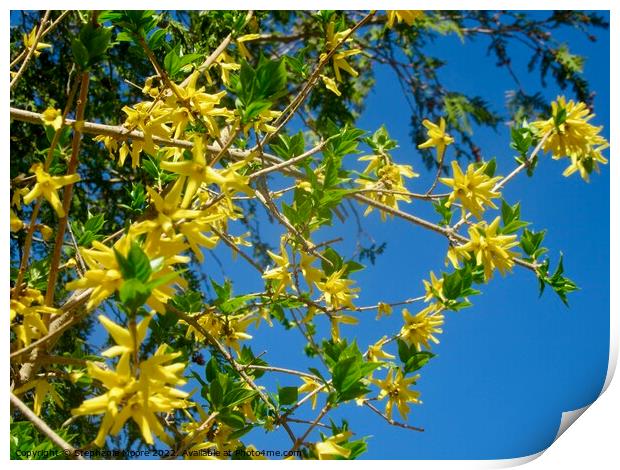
[[45, 72, 90, 306], [260, 11, 376, 148], [363, 401, 424, 432], [9, 107, 538, 274], [10, 392, 85, 459], [13, 77, 81, 297], [10, 10, 51, 89]]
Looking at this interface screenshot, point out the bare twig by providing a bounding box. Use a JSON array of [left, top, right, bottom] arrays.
[[10, 392, 85, 459], [363, 401, 424, 432], [10, 10, 51, 89]]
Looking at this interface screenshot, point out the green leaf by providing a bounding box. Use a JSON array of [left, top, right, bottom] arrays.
[[321, 247, 343, 275], [71, 39, 90, 69], [404, 351, 435, 373], [218, 410, 246, 429], [278, 386, 298, 406], [119, 278, 152, 312], [223, 388, 257, 408]]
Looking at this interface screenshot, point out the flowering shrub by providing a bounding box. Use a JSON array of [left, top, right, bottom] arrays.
[[10, 10, 609, 460]]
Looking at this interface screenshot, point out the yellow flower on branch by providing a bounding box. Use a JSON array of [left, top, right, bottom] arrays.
[[372, 368, 421, 420], [356, 157, 419, 220], [399, 304, 444, 351], [98, 314, 152, 358], [367, 336, 396, 363], [72, 315, 191, 447], [298, 376, 324, 410], [160, 137, 252, 206], [10, 209, 24, 232], [320, 74, 342, 96], [22, 27, 52, 57], [531, 96, 609, 182], [41, 107, 63, 130], [13, 378, 63, 416], [439, 160, 502, 219], [321, 21, 362, 83], [299, 252, 323, 291], [447, 216, 519, 280], [314, 431, 354, 460], [386, 10, 424, 29], [316, 267, 359, 310], [10, 287, 57, 348], [330, 313, 359, 341], [418, 117, 455, 161], [531, 96, 607, 159], [66, 235, 187, 312], [236, 33, 261, 60], [22, 163, 80, 217], [262, 238, 294, 296], [422, 271, 445, 303], [132, 177, 202, 237]]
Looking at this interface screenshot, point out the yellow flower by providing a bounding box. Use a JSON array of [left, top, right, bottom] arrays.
[[531, 96, 605, 158], [98, 314, 152, 358], [321, 21, 361, 83], [400, 304, 444, 351], [132, 177, 202, 236], [10, 209, 23, 232], [372, 368, 421, 420], [299, 252, 323, 291], [418, 117, 455, 161], [316, 267, 359, 310], [262, 238, 293, 296], [447, 216, 519, 280], [13, 378, 63, 416], [439, 160, 502, 219], [320, 74, 342, 96], [41, 107, 63, 130], [185, 311, 253, 353], [22, 27, 52, 57], [562, 140, 609, 182], [386, 10, 424, 28], [422, 271, 445, 303], [330, 313, 359, 341], [66, 235, 187, 312], [72, 316, 190, 447], [209, 50, 241, 86], [356, 153, 419, 220], [10, 287, 57, 348], [314, 431, 354, 460], [22, 163, 80, 217], [160, 137, 252, 206], [298, 376, 324, 410], [376, 302, 393, 320], [236, 33, 261, 60], [367, 336, 396, 362]]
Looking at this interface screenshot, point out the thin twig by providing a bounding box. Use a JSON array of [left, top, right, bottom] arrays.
[[10, 10, 51, 89], [45, 72, 91, 306], [363, 400, 424, 432], [10, 392, 85, 459]]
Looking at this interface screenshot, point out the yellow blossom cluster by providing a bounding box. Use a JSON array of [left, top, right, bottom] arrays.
[[531, 96, 609, 182], [440, 160, 502, 219], [448, 217, 519, 280], [10, 287, 57, 348], [65, 234, 187, 313], [355, 152, 419, 220], [385, 10, 425, 29], [71, 315, 191, 446]]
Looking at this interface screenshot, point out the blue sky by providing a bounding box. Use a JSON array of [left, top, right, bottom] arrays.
[[11, 11, 609, 460], [213, 12, 610, 459]]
